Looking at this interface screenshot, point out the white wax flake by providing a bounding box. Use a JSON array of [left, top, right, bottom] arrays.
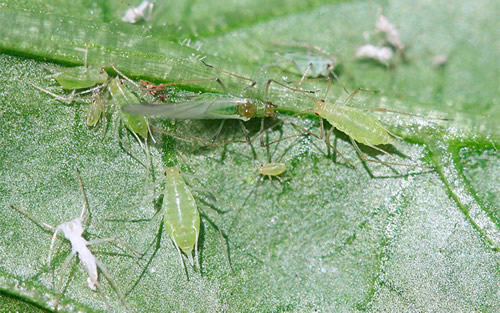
[[375, 14, 405, 51], [356, 44, 393, 66], [432, 55, 449, 68], [122, 1, 154, 24]]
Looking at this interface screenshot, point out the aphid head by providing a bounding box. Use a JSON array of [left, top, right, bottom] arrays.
[[256, 163, 264, 175], [314, 99, 326, 115], [165, 166, 181, 177], [237, 101, 257, 119], [59, 218, 84, 237], [264, 102, 277, 118]]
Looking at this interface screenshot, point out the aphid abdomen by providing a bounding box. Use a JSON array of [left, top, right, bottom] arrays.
[[55, 66, 108, 90], [257, 163, 286, 177], [59, 219, 98, 290], [316, 103, 392, 146], [109, 78, 149, 138], [86, 97, 104, 127], [162, 167, 200, 256]]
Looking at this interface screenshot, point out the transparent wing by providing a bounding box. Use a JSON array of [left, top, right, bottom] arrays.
[[122, 98, 248, 120]]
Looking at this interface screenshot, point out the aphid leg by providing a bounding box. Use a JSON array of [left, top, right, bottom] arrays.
[[113, 115, 149, 170], [48, 227, 62, 266], [324, 123, 356, 168], [95, 260, 131, 311], [197, 206, 234, 273], [94, 283, 111, 313], [262, 78, 316, 141], [350, 137, 433, 169], [146, 119, 157, 143], [76, 169, 89, 222], [211, 120, 226, 142], [287, 119, 355, 168], [88, 238, 141, 257], [256, 118, 307, 147], [193, 225, 200, 271], [125, 220, 164, 297], [296, 62, 313, 88], [53, 250, 76, 311], [201, 59, 257, 92], [239, 120, 251, 143]]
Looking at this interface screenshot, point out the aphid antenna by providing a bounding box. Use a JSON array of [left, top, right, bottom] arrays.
[[30, 81, 105, 104], [9, 205, 55, 233], [74, 44, 89, 71], [259, 58, 290, 71], [29, 82, 75, 104], [271, 41, 332, 57], [364, 106, 451, 121], [227, 182, 259, 235], [293, 64, 349, 94], [201, 59, 257, 90], [155, 77, 228, 93], [110, 64, 141, 89]]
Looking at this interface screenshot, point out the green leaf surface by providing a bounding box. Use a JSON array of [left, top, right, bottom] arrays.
[[0, 0, 498, 312]]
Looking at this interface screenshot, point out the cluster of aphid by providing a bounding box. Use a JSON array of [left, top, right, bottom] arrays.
[[11, 7, 446, 312]]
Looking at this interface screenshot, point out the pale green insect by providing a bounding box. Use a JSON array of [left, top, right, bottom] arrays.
[[262, 42, 348, 92], [35, 60, 153, 144], [53, 65, 109, 90], [257, 162, 286, 181], [123, 94, 276, 121], [283, 82, 442, 168], [108, 77, 150, 139], [313, 91, 393, 147], [162, 166, 201, 269], [86, 89, 105, 127]]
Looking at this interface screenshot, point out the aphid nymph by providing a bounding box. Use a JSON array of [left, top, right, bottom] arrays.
[[162, 166, 201, 269]]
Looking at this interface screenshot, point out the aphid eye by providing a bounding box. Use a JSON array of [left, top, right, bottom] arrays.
[[320, 99, 326, 103], [315, 112, 320, 116]]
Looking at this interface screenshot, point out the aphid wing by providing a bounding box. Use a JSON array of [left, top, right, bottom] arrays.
[[123, 99, 246, 120]]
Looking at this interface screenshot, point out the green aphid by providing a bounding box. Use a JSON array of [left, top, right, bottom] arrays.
[[54, 65, 108, 90], [85, 90, 105, 127], [108, 77, 149, 138], [162, 167, 201, 269]]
